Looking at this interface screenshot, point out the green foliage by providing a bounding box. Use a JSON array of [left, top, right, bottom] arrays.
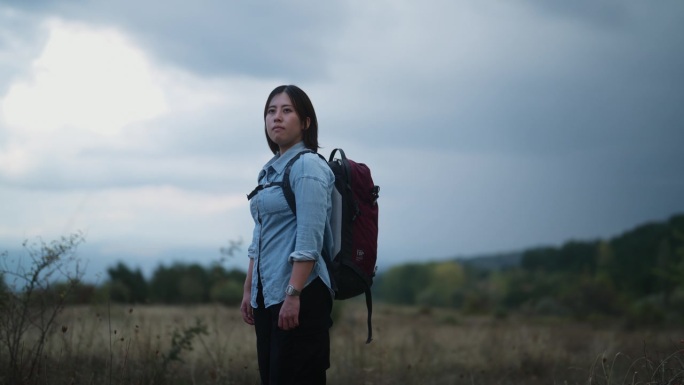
[[146, 262, 246, 305], [594, 240, 615, 287], [107, 262, 148, 303], [100, 238, 246, 306], [377, 261, 467, 307], [556, 274, 624, 317], [375, 213, 684, 323], [625, 297, 667, 328], [500, 269, 560, 309], [521, 241, 598, 274], [149, 263, 208, 304], [149, 263, 182, 303], [161, 318, 209, 369], [209, 279, 243, 305], [521, 246, 559, 271], [608, 219, 676, 296], [668, 287, 684, 318], [420, 262, 465, 307], [376, 263, 432, 305], [102, 259, 247, 306]]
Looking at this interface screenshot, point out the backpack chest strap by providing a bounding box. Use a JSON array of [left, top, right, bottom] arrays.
[[246, 150, 320, 209], [246, 181, 284, 201]]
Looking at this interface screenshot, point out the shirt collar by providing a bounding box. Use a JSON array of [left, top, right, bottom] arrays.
[[265, 141, 308, 175]]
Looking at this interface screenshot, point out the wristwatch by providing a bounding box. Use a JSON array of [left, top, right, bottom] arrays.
[[285, 284, 301, 297]]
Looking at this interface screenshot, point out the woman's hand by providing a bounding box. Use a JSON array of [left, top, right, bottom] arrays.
[[278, 295, 300, 330], [240, 290, 254, 325]]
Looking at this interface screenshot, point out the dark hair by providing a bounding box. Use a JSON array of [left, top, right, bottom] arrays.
[[263, 85, 319, 154]]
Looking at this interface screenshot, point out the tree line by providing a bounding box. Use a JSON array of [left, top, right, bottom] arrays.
[[0, 239, 247, 307], [106, 262, 246, 305], [2, 214, 682, 325], [0, 259, 247, 307], [375, 213, 684, 325]]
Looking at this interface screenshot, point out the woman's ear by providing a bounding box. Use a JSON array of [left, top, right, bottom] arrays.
[[304, 117, 311, 130]]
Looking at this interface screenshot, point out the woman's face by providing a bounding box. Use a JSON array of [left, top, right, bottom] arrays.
[[265, 92, 309, 154]]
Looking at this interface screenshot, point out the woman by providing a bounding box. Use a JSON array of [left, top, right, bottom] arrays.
[[241, 85, 335, 385]]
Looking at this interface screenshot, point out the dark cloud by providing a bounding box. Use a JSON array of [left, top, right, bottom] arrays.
[[327, 0, 684, 159], [523, 0, 631, 27], [7, 0, 351, 79]]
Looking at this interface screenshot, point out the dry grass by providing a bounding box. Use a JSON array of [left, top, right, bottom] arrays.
[[9, 302, 684, 385]]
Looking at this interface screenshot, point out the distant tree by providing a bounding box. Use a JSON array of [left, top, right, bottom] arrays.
[[594, 240, 615, 286], [652, 230, 684, 305], [107, 262, 148, 303], [178, 264, 209, 303], [373, 213, 684, 321], [416, 262, 465, 307], [149, 263, 213, 304], [178, 275, 205, 303], [376, 263, 431, 305], [209, 280, 243, 305], [558, 273, 624, 317], [521, 247, 559, 271], [150, 264, 182, 303], [206, 264, 246, 305], [46, 281, 97, 305], [557, 240, 598, 274], [521, 241, 597, 274], [610, 222, 670, 297], [224, 268, 247, 282], [500, 269, 561, 309], [205, 264, 228, 294]]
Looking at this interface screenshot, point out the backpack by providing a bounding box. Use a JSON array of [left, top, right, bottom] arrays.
[[248, 148, 380, 343]]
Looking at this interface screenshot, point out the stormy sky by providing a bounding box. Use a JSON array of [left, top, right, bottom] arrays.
[[1, 0, 683, 281]]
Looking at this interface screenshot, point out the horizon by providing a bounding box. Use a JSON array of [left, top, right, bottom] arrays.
[[4, 210, 681, 284]]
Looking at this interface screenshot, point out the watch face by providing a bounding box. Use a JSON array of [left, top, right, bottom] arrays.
[[286, 285, 299, 296]]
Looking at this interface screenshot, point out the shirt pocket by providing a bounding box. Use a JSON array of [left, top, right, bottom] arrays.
[[258, 185, 291, 216]]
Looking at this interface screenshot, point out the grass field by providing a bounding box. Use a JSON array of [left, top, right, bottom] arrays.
[[6, 301, 684, 385]]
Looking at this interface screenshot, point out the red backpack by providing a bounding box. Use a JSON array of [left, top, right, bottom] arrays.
[[248, 148, 379, 343]]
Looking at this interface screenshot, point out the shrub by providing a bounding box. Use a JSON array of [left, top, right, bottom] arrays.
[[209, 279, 243, 305], [0, 233, 85, 384], [625, 297, 666, 328]]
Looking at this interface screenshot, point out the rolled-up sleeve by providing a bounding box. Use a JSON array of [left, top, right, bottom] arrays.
[[288, 155, 334, 263]]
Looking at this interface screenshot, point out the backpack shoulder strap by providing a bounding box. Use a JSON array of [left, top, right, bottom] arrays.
[[246, 150, 315, 204], [328, 148, 346, 161], [280, 150, 327, 215]]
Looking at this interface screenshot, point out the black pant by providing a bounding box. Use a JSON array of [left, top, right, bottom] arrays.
[[254, 278, 333, 385]]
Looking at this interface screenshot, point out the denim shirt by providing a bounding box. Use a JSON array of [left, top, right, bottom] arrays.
[[248, 141, 335, 308]]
